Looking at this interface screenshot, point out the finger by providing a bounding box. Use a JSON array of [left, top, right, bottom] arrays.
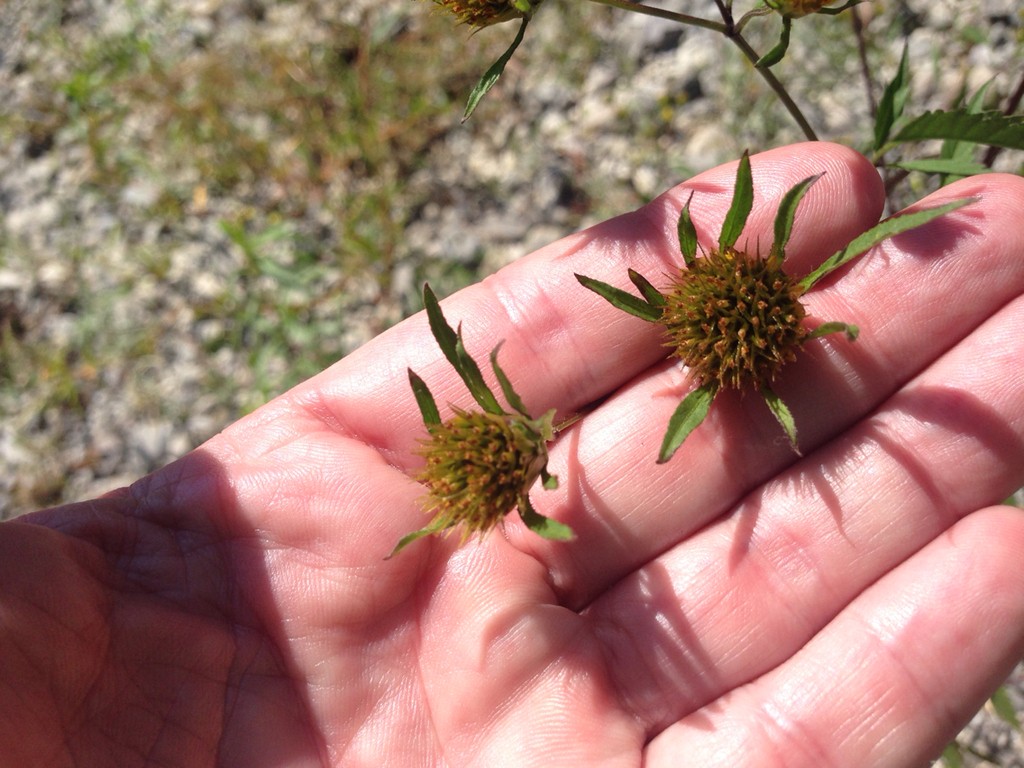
[[642, 505, 1024, 767], [584, 291, 1024, 736], [520, 172, 1024, 606], [273, 143, 882, 467]]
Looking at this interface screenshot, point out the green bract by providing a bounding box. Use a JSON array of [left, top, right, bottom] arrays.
[[757, 0, 862, 68], [388, 284, 573, 557], [576, 150, 974, 464]]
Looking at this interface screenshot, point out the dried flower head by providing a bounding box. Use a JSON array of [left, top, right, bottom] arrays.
[[766, 0, 833, 19], [661, 244, 808, 392], [429, 0, 540, 27], [389, 284, 573, 556], [415, 408, 552, 541], [577, 151, 973, 463]]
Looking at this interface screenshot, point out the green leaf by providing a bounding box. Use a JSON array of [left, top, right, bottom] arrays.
[[463, 18, 528, 122], [455, 326, 504, 414], [490, 342, 530, 417], [628, 268, 666, 307], [771, 173, 824, 260], [422, 283, 503, 415], [892, 109, 1024, 150], [575, 273, 662, 322], [938, 81, 993, 185], [940, 743, 964, 768], [541, 466, 559, 490], [756, 16, 791, 68], [677, 190, 698, 268], [408, 369, 441, 427], [808, 321, 859, 341], [990, 685, 1021, 730], [720, 151, 753, 252], [386, 518, 449, 559], [518, 495, 574, 540], [940, 81, 993, 160], [873, 43, 910, 151], [799, 197, 976, 292], [658, 384, 715, 464], [761, 385, 798, 451], [891, 158, 992, 177], [423, 282, 460, 363]]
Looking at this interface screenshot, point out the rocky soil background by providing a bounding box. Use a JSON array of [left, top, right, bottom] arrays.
[[1, 0, 1022, 764]]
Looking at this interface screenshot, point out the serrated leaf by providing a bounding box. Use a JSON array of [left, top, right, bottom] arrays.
[[874, 43, 910, 151], [756, 16, 791, 68], [808, 321, 859, 341], [658, 384, 715, 464], [772, 173, 824, 260], [800, 197, 976, 292], [940, 80, 993, 162], [490, 342, 530, 417], [891, 158, 992, 177], [762, 385, 798, 451], [677, 190, 698, 268], [628, 268, 666, 307], [518, 495, 574, 540], [720, 151, 753, 251], [575, 273, 662, 322], [463, 18, 528, 122], [892, 109, 1024, 150], [422, 283, 503, 415], [408, 369, 441, 427]]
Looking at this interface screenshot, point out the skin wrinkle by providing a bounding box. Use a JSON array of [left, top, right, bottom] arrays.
[[585, 329, 1024, 741], [755, 694, 835, 768], [476, 274, 591, 420], [837, 603, 940, 764], [577, 198, 1024, 753]]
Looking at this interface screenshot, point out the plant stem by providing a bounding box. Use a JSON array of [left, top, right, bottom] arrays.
[[581, 0, 818, 141], [724, 31, 819, 140], [850, 3, 876, 117], [582, 0, 727, 32]]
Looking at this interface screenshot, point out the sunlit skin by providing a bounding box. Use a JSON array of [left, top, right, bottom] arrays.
[[3, 143, 1024, 766]]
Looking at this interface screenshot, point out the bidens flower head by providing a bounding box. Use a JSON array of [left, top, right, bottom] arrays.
[[416, 408, 551, 542], [576, 151, 973, 463], [388, 284, 573, 557], [661, 245, 808, 392]]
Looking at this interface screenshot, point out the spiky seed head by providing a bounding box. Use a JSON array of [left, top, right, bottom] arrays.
[[661, 246, 808, 392], [416, 408, 548, 541], [766, 0, 831, 18], [430, 0, 538, 27]]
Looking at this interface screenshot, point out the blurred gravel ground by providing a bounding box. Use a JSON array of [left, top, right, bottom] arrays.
[[1, 0, 1022, 764]]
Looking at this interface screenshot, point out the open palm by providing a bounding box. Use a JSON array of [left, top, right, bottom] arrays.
[[4, 143, 1024, 767]]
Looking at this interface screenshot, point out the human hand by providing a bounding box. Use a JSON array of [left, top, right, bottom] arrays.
[[3, 142, 1024, 767]]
